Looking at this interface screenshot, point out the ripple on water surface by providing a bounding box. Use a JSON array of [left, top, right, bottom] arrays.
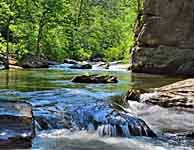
[[0, 66, 192, 150], [32, 129, 193, 150]]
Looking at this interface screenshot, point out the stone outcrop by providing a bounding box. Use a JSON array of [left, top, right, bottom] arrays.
[[126, 78, 194, 110], [141, 78, 194, 109], [131, 0, 194, 75]]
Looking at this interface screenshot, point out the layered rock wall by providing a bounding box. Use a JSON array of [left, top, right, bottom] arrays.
[[131, 0, 194, 75]]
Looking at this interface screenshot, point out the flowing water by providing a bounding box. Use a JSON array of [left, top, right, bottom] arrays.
[[0, 64, 194, 150]]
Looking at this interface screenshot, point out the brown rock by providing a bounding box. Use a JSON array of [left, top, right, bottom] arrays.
[[72, 74, 118, 83]]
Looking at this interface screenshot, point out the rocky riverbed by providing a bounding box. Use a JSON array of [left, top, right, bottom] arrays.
[[0, 63, 193, 149]]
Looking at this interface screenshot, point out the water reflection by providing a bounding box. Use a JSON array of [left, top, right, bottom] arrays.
[[0, 69, 184, 92], [0, 67, 190, 150]]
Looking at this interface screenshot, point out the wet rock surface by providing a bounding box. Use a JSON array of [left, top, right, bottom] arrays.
[[69, 103, 156, 137], [131, 0, 194, 75], [17, 88, 156, 138], [72, 74, 118, 83], [0, 101, 35, 149], [34, 101, 156, 138]]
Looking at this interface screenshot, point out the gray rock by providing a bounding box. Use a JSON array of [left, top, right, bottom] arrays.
[[131, 0, 194, 75], [70, 63, 92, 69], [64, 59, 79, 64], [0, 101, 35, 149], [131, 46, 194, 75]]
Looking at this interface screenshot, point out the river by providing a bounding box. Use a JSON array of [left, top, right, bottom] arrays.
[[0, 64, 193, 150]]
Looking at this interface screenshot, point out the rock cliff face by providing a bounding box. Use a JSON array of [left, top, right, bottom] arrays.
[[131, 0, 194, 75]]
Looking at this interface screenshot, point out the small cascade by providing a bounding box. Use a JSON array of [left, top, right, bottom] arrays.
[[69, 103, 157, 138], [33, 102, 156, 138], [95, 115, 156, 137]]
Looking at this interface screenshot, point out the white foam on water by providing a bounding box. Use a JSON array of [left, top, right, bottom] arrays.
[[32, 129, 193, 150], [126, 100, 194, 134]]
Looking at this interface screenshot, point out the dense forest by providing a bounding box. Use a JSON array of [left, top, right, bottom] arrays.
[[0, 0, 142, 66]]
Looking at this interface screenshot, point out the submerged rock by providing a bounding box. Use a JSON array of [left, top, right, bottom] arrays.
[[0, 101, 35, 149], [185, 132, 194, 138], [72, 74, 118, 83], [34, 114, 72, 130]]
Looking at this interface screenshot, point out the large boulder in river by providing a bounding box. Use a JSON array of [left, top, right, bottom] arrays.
[[72, 74, 118, 83], [0, 101, 35, 149], [131, 0, 194, 75]]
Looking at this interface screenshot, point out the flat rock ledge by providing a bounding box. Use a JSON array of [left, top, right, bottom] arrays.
[[126, 79, 194, 110], [0, 101, 35, 149]]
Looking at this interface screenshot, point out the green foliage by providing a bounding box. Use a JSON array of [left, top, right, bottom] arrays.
[[0, 0, 143, 62]]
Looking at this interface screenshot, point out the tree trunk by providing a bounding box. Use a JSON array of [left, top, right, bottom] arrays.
[[5, 21, 10, 69], [36, 11, 47, 57], [77, 0, 84, 28], [36, 25, 43, 57], [70, 0, 84, 57]]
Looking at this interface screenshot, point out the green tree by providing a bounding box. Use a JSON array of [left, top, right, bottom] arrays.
[[0, 0, 17, 68]]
